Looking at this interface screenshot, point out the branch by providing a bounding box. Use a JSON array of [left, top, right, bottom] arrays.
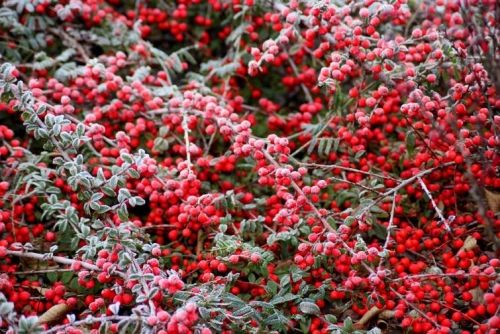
[[376, 194, 397, 273], [355, 162, 456, 219], [287, 57, 314, 103], [6, 250, 126, 279], [48, 28, 90, 63], [44, 315, 136, 334], [262, 149, 376, 276], [417, 177, 451, 232], [390, 287, 441, 328], [182, 111, 193, 175], [295, 161, 397, 180], [390, 272, 496, 282], [328, 175, 383, 195]]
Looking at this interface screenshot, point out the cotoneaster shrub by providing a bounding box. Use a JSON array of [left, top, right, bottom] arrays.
[[0, 0, 498, 333]]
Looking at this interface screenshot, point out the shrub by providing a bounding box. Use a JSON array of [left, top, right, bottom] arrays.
[[0, 0, 498, 333]]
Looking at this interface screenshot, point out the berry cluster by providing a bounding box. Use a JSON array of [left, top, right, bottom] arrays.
[[0, 0, 498, 334]]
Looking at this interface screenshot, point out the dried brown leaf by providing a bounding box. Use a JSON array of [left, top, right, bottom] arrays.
[[353, 306, 381, 329], [459, 236, 477, 252], [470, 286, 484, 303], [37, 303, 69, 324], [485, 189, 500, 213]]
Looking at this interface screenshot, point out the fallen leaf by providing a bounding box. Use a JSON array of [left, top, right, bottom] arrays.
[[485, 189, 500, 213], [353, 306, 381, 329], [470, 287, 484, 303], [37, 303, 69, 324], [459, 236, 477, 252]]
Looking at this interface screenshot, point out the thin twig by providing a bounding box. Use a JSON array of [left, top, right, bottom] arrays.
[[6, 250, 126, 279], [294, 160, 396, 180], [139, 224, 175, 230], [7, 250, 98, 272], [287, 57, 314, 103], [376, 194, 397, 273], [48, 28, 90, 63], [13, 268, 73, 275], [390, 287, 441, 328], [44, 315, 137, 334], [182, 111, 193, 174], [354, 162, 455, 219], [262, 149, 376, 276], [390, 272, 496, 282], [328, 175, 383, 195], [417, 177, 451, 232]]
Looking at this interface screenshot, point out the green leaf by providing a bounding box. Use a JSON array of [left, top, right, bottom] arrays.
[[307, 136, 318, 155], [127, 169, 140, 179], [46, 271, 58, 283], [232, 305, 253, 317], [61, 272, 73, 284], [318, 138, 326, 156], [70, 237, 79, 250], [117, 204, 128, 221], [199, 307, 210, 320], [323, 138, 334, 156], [214, 62, 240, 78], [299, 301, 321, 316], [325, 314, 337, 323], [371, 221, 388, 240], [343, 317, 353, 332], [264, 311, 289, 328], [270, 293, 298, 305], [46, 186, 61, 194], [266, 280, 279, 295], [354, 150, 365, 160], [120, 153, 133, 164], [406, 131, 415, 156], [101, 186, 116, 197]]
